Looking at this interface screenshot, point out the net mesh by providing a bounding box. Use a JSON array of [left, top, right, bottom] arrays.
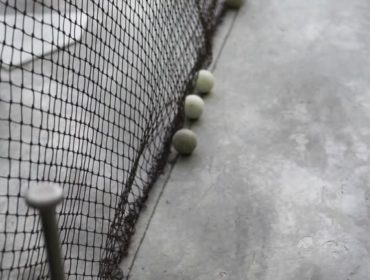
[[0, 0, 224, 278]]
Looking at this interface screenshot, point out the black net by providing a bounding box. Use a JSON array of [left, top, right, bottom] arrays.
[[0, 0, 224, 279]]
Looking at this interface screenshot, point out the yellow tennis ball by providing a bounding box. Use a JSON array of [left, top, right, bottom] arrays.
[[172, 129, 197, 155], [195, 70, 215, 93], [226, 0, 245, 9], [185, 95, 204, 120]]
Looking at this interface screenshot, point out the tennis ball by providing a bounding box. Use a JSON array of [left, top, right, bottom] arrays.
[[195, 70, 215, 93], [172, 129, 197, 155], [185, 95, 204, 120], [226, 0, 245, 9]]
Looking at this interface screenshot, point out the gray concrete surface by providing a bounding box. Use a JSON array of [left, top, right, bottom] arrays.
[[124, 0, 370, 279]]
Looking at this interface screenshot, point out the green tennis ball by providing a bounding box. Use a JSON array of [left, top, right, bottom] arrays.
[[185, 95, 204, 120], [195, 70, 215, 93], [172, 129, 197, 155], [226, 0, 245, 9]]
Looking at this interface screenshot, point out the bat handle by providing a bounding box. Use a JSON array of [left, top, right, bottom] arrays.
[[25, 183, 65, 280]]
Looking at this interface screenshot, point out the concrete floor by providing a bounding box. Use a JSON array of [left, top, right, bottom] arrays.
[[121, 0, 370, 279]]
